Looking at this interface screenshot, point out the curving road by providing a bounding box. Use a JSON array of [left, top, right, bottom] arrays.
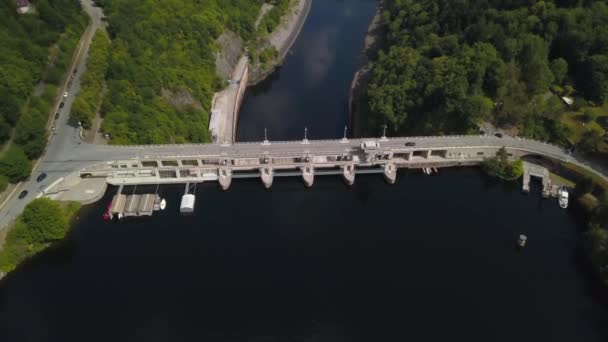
[[0, 0, 105, 229]]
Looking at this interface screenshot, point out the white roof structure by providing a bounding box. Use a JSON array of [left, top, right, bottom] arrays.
[[180, 194, 196, 213], [561, 96, 574, 106]]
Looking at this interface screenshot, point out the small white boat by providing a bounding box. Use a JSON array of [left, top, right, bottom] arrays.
[[517, 234, 527, 248], [159, 198, 167, 210], [558, 187, 569, 209]]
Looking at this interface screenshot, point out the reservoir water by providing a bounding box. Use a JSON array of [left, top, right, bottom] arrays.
[[1, 170, 608, 341], [2, 1, 608, 341]]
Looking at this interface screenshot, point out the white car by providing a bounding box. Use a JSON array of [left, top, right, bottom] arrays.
[[63, 92, 69, 97]]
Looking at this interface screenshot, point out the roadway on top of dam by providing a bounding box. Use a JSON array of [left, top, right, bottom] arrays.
[[38, 134, 607, 178], [2, 133, 607, 232], [43, 135, 570, 161]]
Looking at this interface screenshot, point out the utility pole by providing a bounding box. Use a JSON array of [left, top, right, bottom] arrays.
[[381, 124, 388, 141], [263, 128, 270, 145], [303, 126, 309, 144], [341, 125, 348, 143]]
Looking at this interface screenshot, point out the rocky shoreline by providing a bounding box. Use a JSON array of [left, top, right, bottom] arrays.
[[349, 2, 386, 137], [209, 0, 312, 143], [248, 0, 312, 85]]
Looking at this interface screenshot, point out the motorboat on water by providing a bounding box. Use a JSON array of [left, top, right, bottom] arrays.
[[558, 187, 569, 209], [517, 234, 527, 248]]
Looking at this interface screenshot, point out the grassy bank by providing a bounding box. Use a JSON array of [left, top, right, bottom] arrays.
[[70, 30, 111, 128], [559, 162, 608, 191], [0, 198, 81, 273]]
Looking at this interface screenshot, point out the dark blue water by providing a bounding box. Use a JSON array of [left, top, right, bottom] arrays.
[[1, 169, 608, 341], [236, 0, 377, 142], [2, 1, 608, 341]]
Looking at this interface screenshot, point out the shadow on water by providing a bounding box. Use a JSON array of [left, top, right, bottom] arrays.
[[246, 67, 283, 96], [573, 246, 608, 341]]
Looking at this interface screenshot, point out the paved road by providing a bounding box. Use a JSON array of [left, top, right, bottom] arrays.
[[0, 0, 105, 229], [3, 134, 608, 231]]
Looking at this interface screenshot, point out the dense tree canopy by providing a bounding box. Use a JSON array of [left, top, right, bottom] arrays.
[[95, 0, 265, 144], [70, 30, 111, 128], [481, 147, 524, 180], [0, 198, 79, 272], [0, 0, 85, 141], [0, 145, 32, 183], [365, 0, 608, 143]]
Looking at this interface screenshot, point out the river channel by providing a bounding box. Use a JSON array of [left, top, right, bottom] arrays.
[[236, 0, 378, 142], [1, 1, 608, 341]]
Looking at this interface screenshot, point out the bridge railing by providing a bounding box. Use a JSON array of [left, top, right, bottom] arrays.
[[103, 134, 567, 151]]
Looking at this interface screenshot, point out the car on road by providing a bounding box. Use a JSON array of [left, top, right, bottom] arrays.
[[494, 133, 503, 138], [63, 92, 69, 97], [59, 102, 65, 108], [36, 173, 47, 182], [405, 142, 416, 147], [18, 190, 28, 199]]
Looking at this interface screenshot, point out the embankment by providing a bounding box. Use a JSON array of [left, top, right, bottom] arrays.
[[209, 0, 312, 143], [349, 2, 386, 137], [248, 0, 312, 85], [209, 57, 249, 144]]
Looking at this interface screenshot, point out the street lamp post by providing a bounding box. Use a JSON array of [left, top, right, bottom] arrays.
[[303, 126, 309, 144], [381, 124, 388, 141], [341, 125, 348, 143], [263, 128, 270, 145]]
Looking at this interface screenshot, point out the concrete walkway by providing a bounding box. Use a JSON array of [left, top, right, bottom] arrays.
[[209, 56, 249, 144]]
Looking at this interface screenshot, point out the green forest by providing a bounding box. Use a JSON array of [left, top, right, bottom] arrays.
[[70, 30, 110, 128], [94, 0, 265, 144], [0, 198, 80, 272], [257, 0, 291, 35], [0, 0, 86, 189], [365, 0, 608, 151]]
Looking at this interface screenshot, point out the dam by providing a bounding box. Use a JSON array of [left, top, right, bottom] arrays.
[[71, 135, 593, 190]]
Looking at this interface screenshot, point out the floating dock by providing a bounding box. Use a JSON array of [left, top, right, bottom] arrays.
[[109, 186, 164, 219]]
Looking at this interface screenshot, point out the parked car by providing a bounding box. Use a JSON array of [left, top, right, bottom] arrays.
[[59, 102, 65, 109], [63, 91, 69, 97], [494, 132, 503, 138], [18, 190, 28, 199], [405, 142, 416, 147], [36, 173, 47, 182], [55, 112, 60, 120]]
